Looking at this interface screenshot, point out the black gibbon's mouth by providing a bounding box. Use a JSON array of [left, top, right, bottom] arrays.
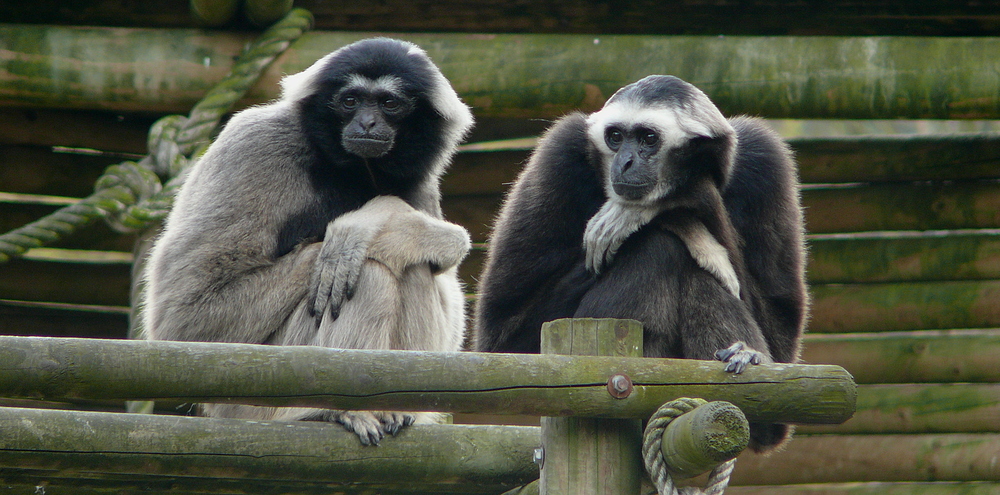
[[612, 181, 653, 200]]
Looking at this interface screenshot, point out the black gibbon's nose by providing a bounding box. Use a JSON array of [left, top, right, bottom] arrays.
[[358, 113, 377, 131]]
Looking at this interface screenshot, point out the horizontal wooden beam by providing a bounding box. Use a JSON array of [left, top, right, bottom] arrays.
[[0, 300, 128, 340], [791, 133, 1000, 184], [730, 434, 1000, 484], [798, 383, 1000, 435], [807, 232, 1000, 284], [4, 1, 1000, 37], [0, 406, 538, 494], [801, 330, 1000, 384], [0, 336, 856, 424], [809, 280, 1000, 333], [729, 483, 1000, 495], [4, 25, 1000, 119]]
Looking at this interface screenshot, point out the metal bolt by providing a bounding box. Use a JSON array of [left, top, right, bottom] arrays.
[[533, 447, 545, 469], [607, 373, 633, 399]]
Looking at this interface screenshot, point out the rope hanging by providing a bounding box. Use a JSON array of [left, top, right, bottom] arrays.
[[642, 398, 736, 495], [0, 8, 314, 263]]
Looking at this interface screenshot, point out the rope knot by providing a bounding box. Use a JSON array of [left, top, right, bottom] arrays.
[[642, 398, 738, 495], [94, 161, 165, 233], [148, 114, 191, 178]]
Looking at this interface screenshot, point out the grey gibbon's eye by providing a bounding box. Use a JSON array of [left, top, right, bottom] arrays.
[[382, 98, 401, 111]]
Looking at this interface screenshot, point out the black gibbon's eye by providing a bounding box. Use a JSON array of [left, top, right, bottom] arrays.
[[605, 128, 624, 148], [641, 131, 659, 146], [341, 96, 358, 110]]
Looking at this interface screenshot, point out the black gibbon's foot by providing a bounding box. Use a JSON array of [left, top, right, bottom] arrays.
[[715, 341, 763, 374]]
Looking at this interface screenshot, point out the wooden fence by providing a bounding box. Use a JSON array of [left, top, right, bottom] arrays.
[[1, 2, 1000, 493]]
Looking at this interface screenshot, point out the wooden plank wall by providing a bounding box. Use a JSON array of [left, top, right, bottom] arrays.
[[1, 3, 1000, 493]]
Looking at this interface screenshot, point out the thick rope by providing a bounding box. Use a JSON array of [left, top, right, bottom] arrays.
[[0, 8, 314, 263], [642, 398, 736, 495]]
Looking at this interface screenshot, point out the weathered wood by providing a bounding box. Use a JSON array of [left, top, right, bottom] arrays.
[[442, 194, 503, 243], [802, 182, 1000, 233], [4, 1, 1000, 36], [444, 133, 1000, 193], [0, 336, 856, 424], [729, 434, 1000, 484], [0, 300, 128, 339], [801, 330, 1000, 384], [539, 318, 643, 495], [807, 233, 1000, 284], [5, 26, 1000, 119], [728, 482, 1000, 495], [0, 108, 152, 153], [792, 133, 1000, 183], [0, 145, 122, 197], [660, 401, 748, 479], [798, 383, 1000, 434], [0, 406, 538, 494], [809, 280, 1000, 333], [0, 257, 131, 307]]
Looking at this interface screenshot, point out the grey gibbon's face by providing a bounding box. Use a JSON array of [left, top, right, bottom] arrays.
[[333, 75, 416, 158]]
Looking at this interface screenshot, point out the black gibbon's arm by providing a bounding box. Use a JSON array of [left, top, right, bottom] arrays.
[[473, 114, 604, 354], [144, 38, 475, 446]]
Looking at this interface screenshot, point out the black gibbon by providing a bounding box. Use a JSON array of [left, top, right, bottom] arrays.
[[474, 75, 807, 452]]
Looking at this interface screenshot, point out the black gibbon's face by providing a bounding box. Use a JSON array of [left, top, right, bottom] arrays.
[[602, 123, 663, 200], [587, 93, 734, 206], [333, 75, 416, 158]]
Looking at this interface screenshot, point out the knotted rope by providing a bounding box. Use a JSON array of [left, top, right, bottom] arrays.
[[643, 398, 736, 495], [0, 8, 313, 262]]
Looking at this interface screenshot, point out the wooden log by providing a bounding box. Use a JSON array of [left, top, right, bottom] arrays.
[[0, 145, 122, 197], [798, 383, 1000, 434], [0, 256, 131, 307], [0, 300, 128, 339], [728, 482, 1000, 495], [0, 336, 856, 424], [809, 280, 1000, 333], [792, 133, 1000, 183], [539, 318, 643, 495], [801, 330, 1000, 384], [0, 406, 539, 493], [803, 182, 1000, 233], [807, 232, 1000, 284], [4, 1, 1000, 37], [5, 26, 1000, 119], [660, 401, 748, 479], [0, 108, 153, 153], [729, 434, 1000, 484]]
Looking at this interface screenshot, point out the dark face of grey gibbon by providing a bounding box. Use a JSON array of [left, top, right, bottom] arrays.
[[334, 82, 415, 158]]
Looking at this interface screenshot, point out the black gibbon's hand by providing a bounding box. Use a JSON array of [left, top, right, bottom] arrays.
[[715, 341, 766, 374], [583, 201, 658, 274]]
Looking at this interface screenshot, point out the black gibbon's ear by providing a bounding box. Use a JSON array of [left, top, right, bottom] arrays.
[[681, 133, 735, 188]]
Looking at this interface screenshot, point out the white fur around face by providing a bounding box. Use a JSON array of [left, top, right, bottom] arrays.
[[343, 74, 405, 95]]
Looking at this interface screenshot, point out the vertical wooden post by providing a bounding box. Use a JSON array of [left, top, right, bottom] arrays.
[[539, 318, 643, 495]]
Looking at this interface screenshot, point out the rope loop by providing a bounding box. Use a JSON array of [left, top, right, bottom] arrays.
[[642, 398, 736, 495]]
